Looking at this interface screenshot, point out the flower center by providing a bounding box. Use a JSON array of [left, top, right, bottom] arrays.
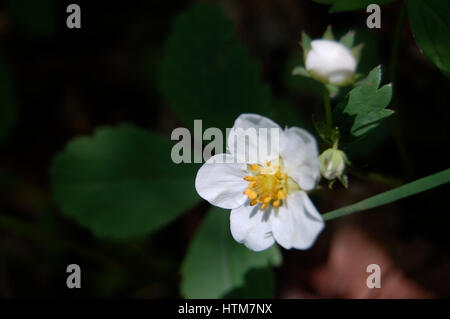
[[243, 160, 291, 210]]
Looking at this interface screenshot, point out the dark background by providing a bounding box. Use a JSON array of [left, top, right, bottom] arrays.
[[0, 0, 449, 298]]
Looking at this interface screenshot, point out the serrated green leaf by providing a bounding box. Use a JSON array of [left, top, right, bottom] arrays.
[[334, 66, 393, 140], [408, 0, 450, 77], [0, 57, 18, 144], [181, 207, 282, 298], [312, 0, 397, 13], [51, 124, 199, 240], [161, 4, 270, 131], [323, 168, 450, 221]]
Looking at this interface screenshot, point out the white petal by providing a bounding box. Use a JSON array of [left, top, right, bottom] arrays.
[[281, 126, 318, 165], [230, 204, 275, 251], [195, 153, 248, 209], [272, 191, 324, 250], [281, 127, 320, 191], [305, 39, 356, 85], [232, 113, 281, 133], [289, 167, 318, 191], [227, 113, 283, 164]]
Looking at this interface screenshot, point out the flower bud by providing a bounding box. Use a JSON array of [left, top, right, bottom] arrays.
[[319, 148, 348, 181], [305, 40, 357, 86]]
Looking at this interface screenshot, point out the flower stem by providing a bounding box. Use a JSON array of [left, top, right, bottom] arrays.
[[323, 86, 333, 131], [323, 168, 450, 221]]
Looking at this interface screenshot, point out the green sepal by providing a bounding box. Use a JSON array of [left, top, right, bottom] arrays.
[[313, 116, 340, 146], [352, 43, 364, 62], [300, 32, 312, 58], [292, 66, 310, 78], [322, 25, 335, 40], [339, 174, 349, 188], [328, 179, 336, 189], [326, 84, 340, 98], [339, 30, 355, 49]]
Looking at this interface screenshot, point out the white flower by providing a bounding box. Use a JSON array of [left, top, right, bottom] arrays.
[[305, 39, 357, 86], [195, 114, 324, 251]]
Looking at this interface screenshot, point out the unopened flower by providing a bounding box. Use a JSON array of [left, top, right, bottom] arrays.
[[292, 29, 361, 90], [195, 114, 324, 252], [319, 148, 349, 186], [305, 39, 357, 86]]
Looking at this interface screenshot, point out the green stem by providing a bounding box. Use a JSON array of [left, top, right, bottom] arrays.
[[323, 86, 332, 131], [323, 168, 450, 221]]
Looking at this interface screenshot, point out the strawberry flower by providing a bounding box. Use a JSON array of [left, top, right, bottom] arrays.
[[195, 114, 324, 251]]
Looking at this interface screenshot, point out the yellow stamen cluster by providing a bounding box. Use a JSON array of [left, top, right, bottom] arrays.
[[243, 162, 288, 211]]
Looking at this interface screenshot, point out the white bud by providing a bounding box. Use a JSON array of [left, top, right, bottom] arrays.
[[319, 148, 348, 180], [305, 40, 357, 86]]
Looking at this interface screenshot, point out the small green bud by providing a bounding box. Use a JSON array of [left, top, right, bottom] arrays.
[[319, 148, 349, 185]]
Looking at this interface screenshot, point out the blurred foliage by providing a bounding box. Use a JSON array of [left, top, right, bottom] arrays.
[[0, 57, 17, 144], [269, 99, 308, 128], [6, 0, 56, 37], [353, 28, 381, 76], [223, 267, 275, 299], [312, 0, 397, 12], [161, 4, 271, 131], [51, 124, 199, 240], [343, 120, 390, 162], [408, 0, 450, 78], [181, 207, 281, 299]]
